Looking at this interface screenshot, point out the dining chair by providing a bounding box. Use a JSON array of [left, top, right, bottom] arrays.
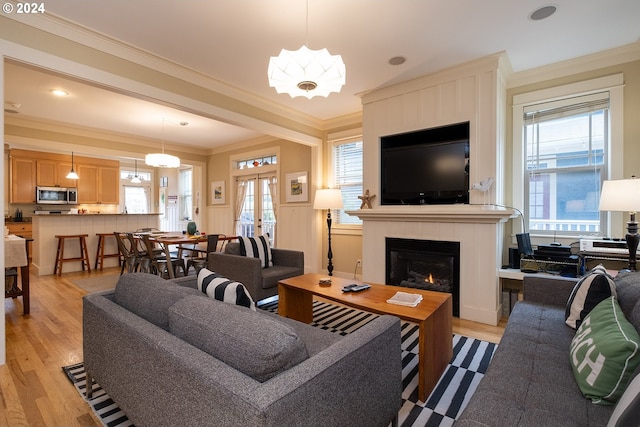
[[184, 234, 221, 275], [114, 232, 137, 275], [139, 234, 185, 278]]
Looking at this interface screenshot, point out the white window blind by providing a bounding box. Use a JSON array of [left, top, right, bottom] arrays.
[[332, 140, 363, 225]]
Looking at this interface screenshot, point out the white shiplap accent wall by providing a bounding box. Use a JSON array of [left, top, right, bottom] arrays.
[[358, 53, 510, 325]]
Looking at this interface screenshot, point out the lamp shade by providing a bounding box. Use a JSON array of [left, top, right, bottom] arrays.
[[145, 152, 180, 168], [313, 189, 344, 210], [268, 45, 346, 99], [599, 179, 640, 212]]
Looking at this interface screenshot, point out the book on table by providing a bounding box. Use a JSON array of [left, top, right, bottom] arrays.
[[387, 291, 423, 307]]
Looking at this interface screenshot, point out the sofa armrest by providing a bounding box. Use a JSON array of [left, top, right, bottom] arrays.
[[271, 248, 304, 269], [523, 274, 579, 307]]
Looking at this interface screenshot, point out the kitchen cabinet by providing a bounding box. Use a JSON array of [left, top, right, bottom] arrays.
[[10, 157, 36, 203], [78, 164, 119, 204], [6, 222, 33, 259], [36, 160, 77, 188]]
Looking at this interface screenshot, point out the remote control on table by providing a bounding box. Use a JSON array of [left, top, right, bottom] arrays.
[[342, 284, 371, 292]]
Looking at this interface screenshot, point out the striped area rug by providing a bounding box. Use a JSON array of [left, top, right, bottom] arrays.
[[63, 300, 496, 427]]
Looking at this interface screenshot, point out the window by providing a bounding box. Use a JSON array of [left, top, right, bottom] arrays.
[[180, 168, 192, 220], [332, 139, 363, 226], [524, 92, 609, 233], [513, 74, 624, 237]]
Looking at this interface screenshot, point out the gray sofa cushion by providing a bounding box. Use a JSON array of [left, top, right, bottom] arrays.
[[168, 295, 309, 382], [113, 273, 201, 330], [615, 271, 640, 333]]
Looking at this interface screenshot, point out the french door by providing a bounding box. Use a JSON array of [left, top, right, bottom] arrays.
[[236, 174, 277, 244]]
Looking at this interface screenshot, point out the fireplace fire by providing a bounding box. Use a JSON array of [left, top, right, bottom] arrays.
[[386, 238, 460, 316]]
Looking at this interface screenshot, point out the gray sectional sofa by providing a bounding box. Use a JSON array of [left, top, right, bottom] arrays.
[[456, 271, 640, 426], [83, 273, 402, 427]]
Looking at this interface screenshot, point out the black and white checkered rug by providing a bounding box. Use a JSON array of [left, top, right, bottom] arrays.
[[64, 300, 497, 427]]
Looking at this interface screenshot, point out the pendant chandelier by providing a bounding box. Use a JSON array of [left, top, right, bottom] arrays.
[[145, 118, 180, 168], [66, 151, 79, 180], [131, 159, 142, 183], [267, 0, 345, 99]]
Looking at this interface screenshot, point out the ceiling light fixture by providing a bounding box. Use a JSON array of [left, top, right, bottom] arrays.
[[131, 159, 142, 183], [51, 89, 69, 97], [66, 151, 79, 180], [267, 0, 345, 99], [145, 118, 181, 168]]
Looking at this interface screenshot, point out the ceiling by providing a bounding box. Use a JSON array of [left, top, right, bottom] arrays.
[[4, 0, 640, 151]]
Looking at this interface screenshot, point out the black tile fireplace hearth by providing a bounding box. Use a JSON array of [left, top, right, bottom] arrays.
[[386, 237, 460, 316]]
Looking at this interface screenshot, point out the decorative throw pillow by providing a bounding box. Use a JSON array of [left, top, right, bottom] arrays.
[[238, 235, 273, 268], [566, 264, 616, 329], [607, 366, 640, 427], [197, 268, 255, 310], [569, 297, 640, 405]]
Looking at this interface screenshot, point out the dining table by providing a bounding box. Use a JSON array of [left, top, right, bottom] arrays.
[[5, 234, 32, 314]]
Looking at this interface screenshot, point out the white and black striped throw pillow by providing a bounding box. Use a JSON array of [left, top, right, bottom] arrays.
[[565, 264, 616, 329], [239, 235, 273, 268], [197, 268, 256, 310]]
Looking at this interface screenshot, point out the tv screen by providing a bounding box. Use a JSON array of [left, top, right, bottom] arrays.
[[381, 122, 470, 205]]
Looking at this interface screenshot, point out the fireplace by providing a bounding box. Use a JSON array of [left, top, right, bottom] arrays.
[[386, 238, 460, 316]]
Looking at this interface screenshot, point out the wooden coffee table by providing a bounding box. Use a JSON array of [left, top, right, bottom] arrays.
[[278, 273, 452, 402]]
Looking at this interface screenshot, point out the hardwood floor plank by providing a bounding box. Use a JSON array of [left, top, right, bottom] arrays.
[[2, 266, 505, 426]]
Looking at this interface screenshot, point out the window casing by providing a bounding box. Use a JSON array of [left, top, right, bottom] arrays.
[[512, 74, 625, 239], [524, 93, 609, 234], [331, 139, 363, 227]]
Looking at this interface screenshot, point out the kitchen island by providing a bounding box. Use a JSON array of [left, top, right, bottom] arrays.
[[32, 213, 161, 276]]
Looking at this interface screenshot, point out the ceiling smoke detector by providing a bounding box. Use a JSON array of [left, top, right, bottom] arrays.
[[529, 5, 557, 21], [389, 56, 406, 66]]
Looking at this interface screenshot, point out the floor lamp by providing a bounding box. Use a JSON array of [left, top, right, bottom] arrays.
[[599, 177, 640, 271], [314, 189, 344, 276]]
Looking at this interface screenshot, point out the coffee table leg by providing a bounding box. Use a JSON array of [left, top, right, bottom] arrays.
[[418, 297, 453, 402], [278, 283, 313, 323]]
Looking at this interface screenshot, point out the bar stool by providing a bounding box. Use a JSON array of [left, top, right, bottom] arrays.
[[54, 234, 91, 275], [95, 233, 122, 271]]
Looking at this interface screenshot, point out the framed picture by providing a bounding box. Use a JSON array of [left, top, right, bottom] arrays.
[[285, 171, 308, 203], [211, 180, 225, 204]]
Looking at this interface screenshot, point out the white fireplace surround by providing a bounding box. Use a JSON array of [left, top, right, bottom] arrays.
[[349, 205, 514, 325]]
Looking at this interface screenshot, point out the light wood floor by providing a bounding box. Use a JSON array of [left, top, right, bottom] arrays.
[[2, 267, 506, 426]]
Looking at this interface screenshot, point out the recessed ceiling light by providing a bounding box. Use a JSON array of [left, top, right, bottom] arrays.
[[389, 56, 406, 66], [529, 5, 557, 21], [51, 89, 69, 97]]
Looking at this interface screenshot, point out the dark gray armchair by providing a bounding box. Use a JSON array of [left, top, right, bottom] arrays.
[[208, 242, 304, 302]]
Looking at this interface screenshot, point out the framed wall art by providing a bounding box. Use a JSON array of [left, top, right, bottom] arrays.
[[211, 180, 225, 204], [285, 171, 308, 203]]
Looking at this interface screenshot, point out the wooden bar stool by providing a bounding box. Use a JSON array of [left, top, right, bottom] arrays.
[[54, 234, 91, 275], [94, 233, 121, 271]]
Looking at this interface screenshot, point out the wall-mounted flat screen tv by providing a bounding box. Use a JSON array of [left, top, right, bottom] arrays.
[[381, 122, 470, 205]]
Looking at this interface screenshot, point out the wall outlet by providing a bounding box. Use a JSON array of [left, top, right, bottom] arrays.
[[356, 259, 362, 267]]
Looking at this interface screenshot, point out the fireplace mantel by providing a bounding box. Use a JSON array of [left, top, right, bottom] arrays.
[[347, 205, 516, 224]]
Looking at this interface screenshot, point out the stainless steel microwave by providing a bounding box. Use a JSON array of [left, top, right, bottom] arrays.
[[36, 186, 78, 205]]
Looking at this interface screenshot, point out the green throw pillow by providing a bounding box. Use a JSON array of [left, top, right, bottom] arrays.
[[570, 297, 640, 405]]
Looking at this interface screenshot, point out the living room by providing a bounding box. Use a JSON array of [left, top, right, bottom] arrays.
[[3, 2, 640, 425]]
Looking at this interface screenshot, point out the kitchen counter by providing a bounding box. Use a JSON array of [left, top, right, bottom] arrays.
[[31, 213, 161, 275]]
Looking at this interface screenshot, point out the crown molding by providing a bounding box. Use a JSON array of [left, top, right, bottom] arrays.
[[508, 42, 640, 89]]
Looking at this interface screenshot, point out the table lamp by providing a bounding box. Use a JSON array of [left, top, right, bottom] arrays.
[[599, 177, 640, 271], [313, 189, 343, 276]]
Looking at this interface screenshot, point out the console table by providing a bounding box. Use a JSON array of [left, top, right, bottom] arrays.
[[5, 235, 32, 314]]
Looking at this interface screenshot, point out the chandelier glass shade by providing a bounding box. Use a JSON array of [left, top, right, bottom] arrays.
[[268, 45, 346, 99], [131, 159, 142, 183], [66, 151, 79, 180], [145, 152, 180, 168]]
